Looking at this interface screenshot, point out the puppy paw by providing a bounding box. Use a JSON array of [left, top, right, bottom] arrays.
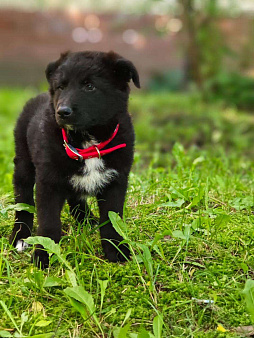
[[32, 245, 49, 269], [103, 241, 130, 263], [9, 225, 31, 248], [15, 240, 30, 252]]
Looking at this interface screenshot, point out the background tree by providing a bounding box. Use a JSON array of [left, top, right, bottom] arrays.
[[180, 0, 224, 90]]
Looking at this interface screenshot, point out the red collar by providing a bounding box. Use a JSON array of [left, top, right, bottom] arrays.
[[62, 124, 126, 161]]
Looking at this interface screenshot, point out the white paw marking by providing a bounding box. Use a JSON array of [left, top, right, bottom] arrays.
[[15, 240, 30, 252]]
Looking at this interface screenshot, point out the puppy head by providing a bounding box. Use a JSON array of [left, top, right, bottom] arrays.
[[45, 51, 140, 130]]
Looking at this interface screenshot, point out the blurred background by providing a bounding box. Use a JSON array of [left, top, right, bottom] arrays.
[[0, 0, 254, 169], [0, 0, 254, 93]]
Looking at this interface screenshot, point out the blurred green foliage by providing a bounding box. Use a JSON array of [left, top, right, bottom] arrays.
[[147, 71, 254, 112], [147, 70, 185, 92], [131, 92, 254, 166], [205, 72, 254, 111]]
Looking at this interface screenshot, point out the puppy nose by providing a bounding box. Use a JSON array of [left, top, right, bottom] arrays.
[[57, 106, 73, 118]]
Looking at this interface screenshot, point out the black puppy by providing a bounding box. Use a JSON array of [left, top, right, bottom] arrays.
[[9, 51, 140, 268]]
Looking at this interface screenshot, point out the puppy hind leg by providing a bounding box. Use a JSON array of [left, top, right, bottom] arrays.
[[9, 157, 35, 248]]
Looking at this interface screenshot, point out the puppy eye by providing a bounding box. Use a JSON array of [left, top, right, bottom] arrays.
[[83, 82, 96, 91]]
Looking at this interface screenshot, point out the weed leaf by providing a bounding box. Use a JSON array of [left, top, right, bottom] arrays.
[[43, 276, 62, 288], [122, 308, 132, 326], [214, 214, 230, 227], [64, 286, 101, 329], [113, 323, 131, 338], [68, 297, 87, 319], [159, 199, 185, 208], [2, 203, 35, 214], [0, 331, 12, 337], [98, 279, 108, 312], [151, 230, 171, 249], [153, 315, 163, 338], [243, 279, 254, 322], [65, 270, 77, 287], [172, 230, 186, 240], [64, 286, 95, 312], [35, 320, 52, 327], [109, 211, 127, 239], [137, 328, 154, 337], [24, 236, 61, 256], [137, 244, 153, 282]]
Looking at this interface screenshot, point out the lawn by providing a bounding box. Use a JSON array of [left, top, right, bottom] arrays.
[[0, 88, 254, 337]]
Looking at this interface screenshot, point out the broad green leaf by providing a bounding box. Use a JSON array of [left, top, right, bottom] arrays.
[[193, 156, 205, 165], [35, 320, 52, 327], [214, 214, 230, 227], [230, 197, 254, 211], [137, 243, 154, 281], [68, 297, 87, 319], [3, 203, 35, 213], [113, 323, 131, 338], [153, 315, 163, 338], [150, 230, 171, 249], [25, 237, 73, 271], [129, 334, 138, 338], [64, 286, 95, 312], [64, 286, 101, 328], [183, 224, 192, 242], [21, 311, 29, 326], [240, 262, 249, 274], [169, 187, 186, 200], [0, 331, 12, 337], [142, 245, 153, 281], [31, 301, 44, 313], [243, 279, 254, 322], [108, 211, 127, 239], [14, 333, 22, 338], [134, 254, 144, 263], [172, 230, 186, 240], [24, 236, 61, 256], [20, 311, 29, 332], [122, 308, 132, 326], [43, 276, 62, 288], [98, 279, 108, 311], [159, 199, 185, 208], [65, 270, 77, 287], [137, 328, 154, 338]]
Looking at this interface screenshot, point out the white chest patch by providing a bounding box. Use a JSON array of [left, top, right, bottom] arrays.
[[70, 157, 118, 195]]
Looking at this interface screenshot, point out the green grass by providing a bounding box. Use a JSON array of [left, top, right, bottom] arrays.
[[0, 88, 254, 337]]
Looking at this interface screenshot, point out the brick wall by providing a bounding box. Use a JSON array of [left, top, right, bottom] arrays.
[[0, 9, 252, 86]]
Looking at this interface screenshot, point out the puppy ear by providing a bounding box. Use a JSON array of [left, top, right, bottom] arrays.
[[45, 51, 70, 82], [115, 58, 141, 88], [106, 51, 140, 88]]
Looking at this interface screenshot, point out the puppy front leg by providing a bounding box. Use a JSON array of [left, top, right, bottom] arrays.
[[9, 157, 35, 248], [97, 180, 130, 262], [33, 182, 65, 269]]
